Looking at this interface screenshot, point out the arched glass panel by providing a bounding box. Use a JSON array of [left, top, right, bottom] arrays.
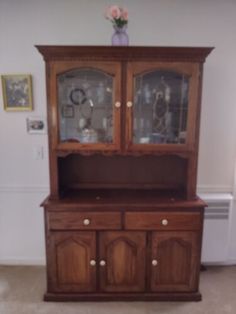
[[133, 70, 189, 144], [58, 69, 114, 143]]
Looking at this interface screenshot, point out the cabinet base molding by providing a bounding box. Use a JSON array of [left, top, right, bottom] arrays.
[[44, 292, 202, 302]]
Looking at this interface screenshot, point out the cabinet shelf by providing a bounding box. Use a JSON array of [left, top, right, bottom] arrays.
[[55, 146, 193, 161]]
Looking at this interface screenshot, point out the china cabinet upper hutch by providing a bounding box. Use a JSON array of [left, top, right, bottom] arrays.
[[37, 45, 213, 301]]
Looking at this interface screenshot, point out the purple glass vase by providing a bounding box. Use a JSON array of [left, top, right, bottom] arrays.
[[111, 25, 129, 46]]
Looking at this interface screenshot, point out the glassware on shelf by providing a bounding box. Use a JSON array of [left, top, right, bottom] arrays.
[[80, 128, 98, 143]]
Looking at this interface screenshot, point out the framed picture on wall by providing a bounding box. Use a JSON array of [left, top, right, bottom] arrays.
[[1, 74, 33, 111], [26, 116, 47, 134]]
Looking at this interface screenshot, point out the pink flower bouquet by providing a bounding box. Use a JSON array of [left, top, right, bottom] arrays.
[[105, 5, 128, 28]]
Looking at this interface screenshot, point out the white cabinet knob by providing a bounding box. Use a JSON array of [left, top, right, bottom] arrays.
[[90, 260, 96, 266], [115, 101, 121, 108], [100, 260, 106, 266], [83, 218, 90, 226], [161, 219, 168, 226], [127, 101, 133, 108], [152, 260, 158, 266]]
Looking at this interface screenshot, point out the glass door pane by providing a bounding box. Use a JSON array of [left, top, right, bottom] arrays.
[[133, 70, 189, 144], [58, 68, 114, 144]]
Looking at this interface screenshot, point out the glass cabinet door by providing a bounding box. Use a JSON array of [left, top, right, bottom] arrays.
[[126, 63, 199, 151], [52, 62, 121, 151]]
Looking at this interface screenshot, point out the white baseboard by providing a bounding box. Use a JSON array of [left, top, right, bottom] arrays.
[[202, 260, 236, 266], [0, 185, 49, 193], [197, 185, 232, 194], [0, 258, 46, 266], [0, 184, 232, 194]]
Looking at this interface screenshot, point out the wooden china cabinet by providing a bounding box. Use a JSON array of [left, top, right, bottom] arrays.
[[37, 46, 213, 301]]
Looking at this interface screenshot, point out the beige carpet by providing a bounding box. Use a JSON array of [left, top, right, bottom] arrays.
[[0, 265, 235, 314]]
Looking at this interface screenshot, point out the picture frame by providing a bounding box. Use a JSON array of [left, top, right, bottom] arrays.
[[61, 104, 74, 118], [1, 74, 33, 111], [26, 116, 47, 134]]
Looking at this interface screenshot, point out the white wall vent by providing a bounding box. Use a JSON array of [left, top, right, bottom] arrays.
[[200, 193, 233, 264]]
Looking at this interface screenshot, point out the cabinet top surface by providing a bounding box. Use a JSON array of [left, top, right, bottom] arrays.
[[42, 189, 206, 210], [36, 45, 213, 62]]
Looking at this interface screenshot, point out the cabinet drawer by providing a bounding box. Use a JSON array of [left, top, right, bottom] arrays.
[[125, 212, 201, 230], [48, 212, 121, 230]]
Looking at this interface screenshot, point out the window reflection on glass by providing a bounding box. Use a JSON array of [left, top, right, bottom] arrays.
[[58, 69, 114, 144], [133, 70, 189, 144]]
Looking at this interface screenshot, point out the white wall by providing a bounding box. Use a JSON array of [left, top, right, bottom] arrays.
[[0, 0, 236, 264]]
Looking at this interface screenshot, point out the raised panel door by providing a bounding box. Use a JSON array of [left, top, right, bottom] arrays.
[[49, 231, 96, 292], [150, 231, 199, 292], [99, 231, 146, 292]]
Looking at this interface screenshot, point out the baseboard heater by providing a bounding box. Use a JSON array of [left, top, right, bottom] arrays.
[[200, 193, 233, 264]]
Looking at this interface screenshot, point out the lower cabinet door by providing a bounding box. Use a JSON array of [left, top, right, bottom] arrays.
[[99, 231, 146, 292], [150, 231, 199, 292], [49, 231, 96, 292]]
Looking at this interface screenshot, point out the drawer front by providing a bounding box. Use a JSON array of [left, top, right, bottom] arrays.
[[125, 212, 201, 230], [48, 212, 121, 230]]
